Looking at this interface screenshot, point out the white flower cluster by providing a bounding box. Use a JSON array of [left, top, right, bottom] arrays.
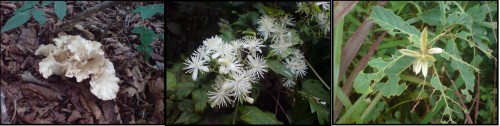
[[256, 14, 308, 88], [296, 2, 331, 36], [184, 3, 313, 108], [184, 35, 267, 108]]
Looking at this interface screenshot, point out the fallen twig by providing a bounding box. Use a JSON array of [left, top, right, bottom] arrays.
[[53, 1, 125, 33]]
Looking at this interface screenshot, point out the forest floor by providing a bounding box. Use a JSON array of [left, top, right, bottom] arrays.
[[0, 1, 164, 124]]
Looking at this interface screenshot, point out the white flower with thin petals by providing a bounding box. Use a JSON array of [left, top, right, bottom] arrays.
[[316, 2, 330, 11], [270, 41, 292, 58], [211, 43, 234, 59], [284, 56, 308, 78], [230, 39, 244, 54], [183, 54, 209, 81], [223, 70, 253, 104], [257, 15, 277, 41], [283, 78, 296, 88], [399, 27, 442, 78], [296, 2, 310, 16], [203, 35, 223, 52], [280, 14, 296, 27], [247, 55, 268, 78], [242, 36, 265, 54], [317, 11, 330, 35], [290, 48, 304, 59], [208, 80, 233, 108], [194, 46, 211, 61], [217, 56, 242, 74]]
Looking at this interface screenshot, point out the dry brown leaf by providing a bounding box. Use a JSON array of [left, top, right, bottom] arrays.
[[67, 110, 82, 122], [78, 96, 91, 112], [150, 53, 163, 62], [1, 33, 9, 44], [87, 99, 102, 120], [21, 83, 60, 101], [101, 100, 121, 124], [131, 66, 145, 92]]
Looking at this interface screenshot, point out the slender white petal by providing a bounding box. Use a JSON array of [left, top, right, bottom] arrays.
[[412, 60, 419, 73], [192, 70, 198, 80], [245, 97, 254, 104], [427, 48, 443, 54], [421, 61, 429, 78], [399, 49, 421, 57], [184, 54, 208, 81], [414, 59, 423, 74], [283, 78, 296, 88]]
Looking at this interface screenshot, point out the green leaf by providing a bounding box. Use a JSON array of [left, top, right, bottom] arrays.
[[232, 11, 259, 28], [461, 89, 472, 102], [266, 60, 293, 79], [174, 112, 202, 124], [192, 89, 208, 113], [337, 93, 369, 123], [131, 26, 159, 61], [175, 82, 195, 99], [32, 9, 46, 25], [355, 54, 414, 95], [368, 57, 388, 71], [302, 79, 330, 103], [14, 1, 37, 15], [370, 6, 421, 46], [166, 70, 176, 91], [375, 75, 408, 98], [263, 6, 285, 16], [1, 10, 31, 33], [353, 72, 374, 94], [178, 99, 194, 112], [333, 18, 343, 110], [445, 12, 472, 28], [308, 97, 329, 124], [131, 26, 159, 45], [238, 106, 283, 124], [421, 76, 465, 123], [290, 92, 315, 124], [430, 76, 445, 91], [466, 3, 497, 22], [419, 7, 443, 26], [384, 55, 415, 75], [132, 4, 164, 20], [41, 1, 53, 7], [54, 1, 67, 21], [446, 41, 475, 91]]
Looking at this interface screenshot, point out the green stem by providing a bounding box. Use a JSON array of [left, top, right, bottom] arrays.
[[233, 103, 238, 124]]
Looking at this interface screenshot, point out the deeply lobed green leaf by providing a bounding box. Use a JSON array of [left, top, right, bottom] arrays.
[[132, 4, 164, 20]]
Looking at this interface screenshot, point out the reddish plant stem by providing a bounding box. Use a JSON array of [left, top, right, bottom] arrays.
[[444, 71, 473, 124], [333, 30, 387, 123]]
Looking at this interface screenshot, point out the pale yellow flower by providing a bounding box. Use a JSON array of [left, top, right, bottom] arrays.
[[399, 28, 443, 78]]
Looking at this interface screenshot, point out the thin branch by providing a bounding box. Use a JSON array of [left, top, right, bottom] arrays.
[[304, 59, 329, 90], [53, 1, 125, 33], [444, 70, 473, 124], [269, 92, 292, 124], [275, 86, 280, 115], [474, 69, 481, 123]]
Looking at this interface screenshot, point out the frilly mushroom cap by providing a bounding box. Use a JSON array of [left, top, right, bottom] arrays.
[[35, 35, 120, 100]]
